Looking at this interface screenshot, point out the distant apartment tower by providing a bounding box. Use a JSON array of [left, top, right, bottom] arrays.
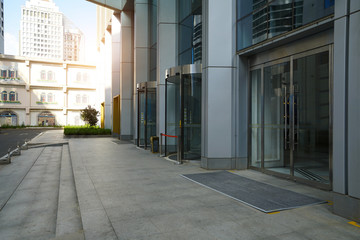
[[63, 16, 84, 62], [20, 0, 63, 60], [0, 0, 4, 54]]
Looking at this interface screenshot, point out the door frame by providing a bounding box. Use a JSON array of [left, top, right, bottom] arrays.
[[247, 45, 333, 190], [113, 95, 120, 136], [137, 82, 157, 149]]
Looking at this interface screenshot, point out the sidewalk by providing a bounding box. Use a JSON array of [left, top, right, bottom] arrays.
[[0, 130, 359, 240]]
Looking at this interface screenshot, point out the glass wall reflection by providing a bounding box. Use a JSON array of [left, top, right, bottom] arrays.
[[236, 0, 334, 51], [178, 0, 202, 65]]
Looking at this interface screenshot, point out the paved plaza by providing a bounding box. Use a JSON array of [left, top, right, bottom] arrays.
[[0, 130, 359, 239]]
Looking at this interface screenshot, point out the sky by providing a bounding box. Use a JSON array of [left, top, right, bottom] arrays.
[[4, 0, 98, 63]]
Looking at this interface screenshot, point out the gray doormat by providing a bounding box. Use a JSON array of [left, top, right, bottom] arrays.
[[181, 171, 326, 213]]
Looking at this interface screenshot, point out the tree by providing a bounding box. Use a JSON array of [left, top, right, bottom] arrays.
[[80, 105, 99, 126]]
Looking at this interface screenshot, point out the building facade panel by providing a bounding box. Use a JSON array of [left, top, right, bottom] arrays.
[[67, 67, 95, 88], [30, 89, 63, 108], [67, 90, 96, 109], [0, 86, 27, 107], [347, 10, 360, 199], [30, 63, 65, 86], [67, 110, 85, 126]]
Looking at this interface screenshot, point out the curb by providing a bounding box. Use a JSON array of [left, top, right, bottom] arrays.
[[63, 135, 112, 138]]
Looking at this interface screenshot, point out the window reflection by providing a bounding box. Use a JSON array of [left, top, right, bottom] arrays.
[[178, 0, 202, 65], [236, 0, 334, 51]]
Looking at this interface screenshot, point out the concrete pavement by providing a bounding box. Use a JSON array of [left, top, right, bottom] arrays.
[[0, 130, 359, 239]]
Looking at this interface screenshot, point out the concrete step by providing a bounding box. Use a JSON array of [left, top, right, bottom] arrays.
[[56, 144, 84, 238], [0, 145, 63, 239], [69, 141, 118, 240], [0, 147, 44, 210]]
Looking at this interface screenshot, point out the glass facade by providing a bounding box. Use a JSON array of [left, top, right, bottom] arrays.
[[178, 0, 202, 65], [249, 49, 330, 185], [236, 0, 334, 51]]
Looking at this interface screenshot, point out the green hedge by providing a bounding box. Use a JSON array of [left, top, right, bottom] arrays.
[[64, 126, 111, 135]]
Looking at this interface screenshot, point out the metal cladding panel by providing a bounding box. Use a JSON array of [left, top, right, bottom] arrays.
[[348, 11, 360, 199], [86, 0, 127, 11]]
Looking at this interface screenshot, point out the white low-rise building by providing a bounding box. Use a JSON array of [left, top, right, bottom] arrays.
[[0, 55, 98, 126]]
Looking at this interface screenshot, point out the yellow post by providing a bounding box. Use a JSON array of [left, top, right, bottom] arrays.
[[113, 95, 120, 135], [100, 102, 105, 129]]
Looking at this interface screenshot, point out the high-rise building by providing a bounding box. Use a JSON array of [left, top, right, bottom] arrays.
[[63, 16, 84, 62], [20, 0, 84, 61], [20, 0, 63, 59], [0, 0, 4, 54]]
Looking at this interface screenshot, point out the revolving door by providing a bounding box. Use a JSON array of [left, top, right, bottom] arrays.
[[137, 82, 157, 148], [165, 64, 201, 160]]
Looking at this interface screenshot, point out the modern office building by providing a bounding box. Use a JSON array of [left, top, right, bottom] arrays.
[[63, 16, 85, 62], [88, 0, 360, 222], [0, 0, 4, 54], [0, 55, 98, 126], [20, 0, 85, 62], [20, 0, 63, 60]]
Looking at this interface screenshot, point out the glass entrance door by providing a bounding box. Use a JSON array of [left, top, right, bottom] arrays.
[[165, 64, 202, 160], [249, 48, 331, 187], [293, 52, 330, 184], [264, 61, 291, 175], [137, 82, 157, 149]]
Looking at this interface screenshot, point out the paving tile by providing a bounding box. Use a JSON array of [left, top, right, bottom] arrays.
[[111, 217, 161, 240], [80, 209, 117, 240]]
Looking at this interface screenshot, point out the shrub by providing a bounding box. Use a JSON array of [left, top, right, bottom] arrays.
[[80, 105, 99, 127], [63, 125, 111, 135]]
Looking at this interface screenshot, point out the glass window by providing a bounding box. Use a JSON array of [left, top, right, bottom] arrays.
[[76, 72, 81, 82], [40, 92, 46, 102], [9, 92, 15, 101], [83, 73, 88, 83], [1, 91, 7, 101], [237, 15, 253, 50], [40, 70, 46, 80], [179, 49, 193, 66], [1, 70, 7, 78], [178, 0, 202, 65], [179, 15, 193, 56], [76, 94, 81, 104], [82, 94, 88, 104], [179, 0, 191, 22], [47, 71, 53, 80], [47, 93, 53, 102], [237, 0, 254, 19], [149, 0, 157, 46]]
